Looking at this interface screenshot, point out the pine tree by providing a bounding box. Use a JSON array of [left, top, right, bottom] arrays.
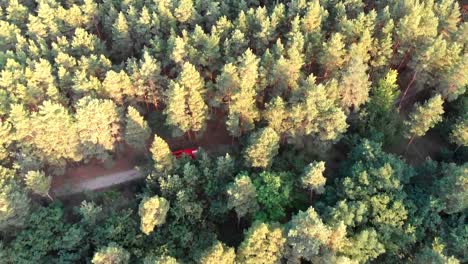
[[75, 96, 121, 162], [364, 70, 402, 144], [126, 51, 165, 107], [25, 170, 52, 200], [111, 12, 132, 61], [263, 97, 289, 136], [244, 127, 279, 169], [24, 59, 64, 107], [301, 161, 326, 196], [319, 33, 346, 77], [0, 120, 12, 162], [102, 70, 133, 104], [339, 56, 371, 111], [150, 135, 174, 174], [174, 0, 196, 24], [237, 221, 286, 264], [450, 116, 467, 148], [286, 207, 348, 263], [0, 166, 30, 230], [226, 173, 258, 221], [124, 107, 151, 151], [165, 62, 208, 137], [436, 163, 468, 214], [434, 0, 461, 35], [138, 195, 170, 235], [405, 95, 444, 145], [92, 243, 130, 264], [78, 200, 102, 226], [199, 241, 236, 264], [226, 49, 260, 137]]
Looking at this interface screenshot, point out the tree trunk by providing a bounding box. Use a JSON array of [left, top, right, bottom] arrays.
[[405, 135, 416, 154], [398, 71, 417, 110]]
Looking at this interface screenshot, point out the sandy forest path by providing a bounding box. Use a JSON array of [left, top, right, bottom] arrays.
[[53, 169, 141, 196]]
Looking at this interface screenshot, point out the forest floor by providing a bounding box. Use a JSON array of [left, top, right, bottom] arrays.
[[51, 110, 236, 197]]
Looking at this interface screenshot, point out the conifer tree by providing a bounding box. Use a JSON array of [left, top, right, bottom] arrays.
[[75, 96, 121, 162], [225, 49, 260, 137], [124, 107, 151, 151], [301, 161, 326, 196], [126, 51, 165, 107], [434, 0, 461, 35], [364, 70, 402, 144], [339, 57, 371, 111], [0, 166, 30, 230], [319, 33, 346, 77], [174, 0, 196, 24], [92, 243, 130, 264], [111, 12, 132, 61], [405, 95, 444, 145], [25, 170, 52, 200], [138, 195, 170, 235], [24, 59, 64, 107], [436, 163, 468, 214], [237, 221, 286, 264], [102, 70, 133, 104], [263, 97, 289, 136], [244, 127, 279, 169], [0, 121, 12, 162], [286, 207, 348, 263], [78, 200, 102, 226], [226, 173, 258, 221], [165, 62, 208, 137], [150, 135, 174, 174], [449, 116, 467, 148], [199, 241, 236, 264]]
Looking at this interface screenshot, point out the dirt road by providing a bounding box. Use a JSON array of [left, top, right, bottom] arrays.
[[53, 169, 142, 196]]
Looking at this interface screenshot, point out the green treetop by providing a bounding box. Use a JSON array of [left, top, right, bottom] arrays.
[[286, 207, 348, 263], [25, 170, 52, 200], [237, 221, 286, 264], [124, 106, 151, 151], [198, 240, 236, 264], [138, 195, 170, 235], [244, 127, 280, 169], [301, 161, 326, 196], [92, 243, 130, 264], [75, 96, 121, 163], [450, 116, 467, 147], [165, 62, 208, 137], [0, 166, 30, 230], [435, 163, 467, 214], [149, 135, 174, 174], [405, 95, 444, 142], [226, 173, 258, 221]]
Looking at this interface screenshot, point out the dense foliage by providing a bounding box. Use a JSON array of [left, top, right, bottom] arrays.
[[0, 0, 466, 263]]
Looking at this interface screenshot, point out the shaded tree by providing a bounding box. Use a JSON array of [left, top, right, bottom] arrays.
[[0, 166, 30, 230], [435, 163, 467, 214], [25, 170, 52, 200]]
